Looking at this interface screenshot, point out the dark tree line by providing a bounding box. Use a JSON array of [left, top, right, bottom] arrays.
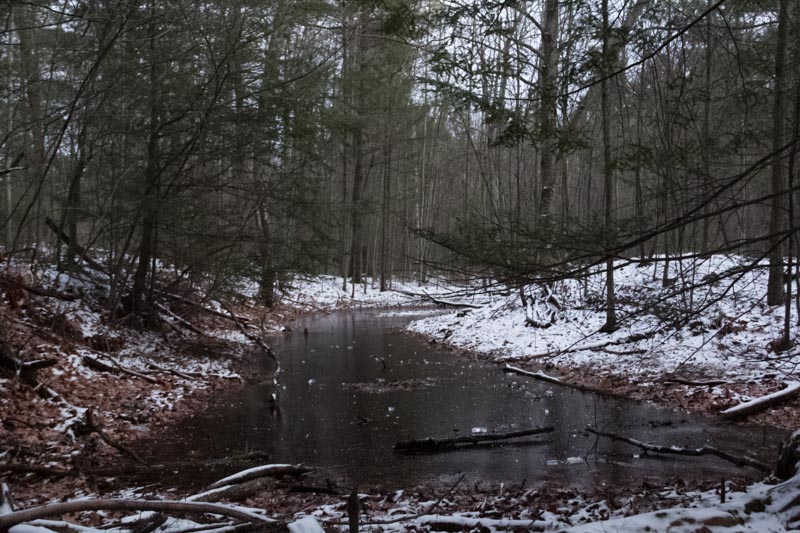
[[1, 0, 799, 332]]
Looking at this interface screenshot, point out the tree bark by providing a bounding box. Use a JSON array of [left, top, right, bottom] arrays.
[[600, 0, 617, 333], [767, 0, 789, 306]]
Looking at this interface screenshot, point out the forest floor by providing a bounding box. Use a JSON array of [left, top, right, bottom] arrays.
[[2, 257, 800, 532]]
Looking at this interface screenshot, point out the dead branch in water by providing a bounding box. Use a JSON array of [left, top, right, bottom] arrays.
[[394, 427, 554, 454], [586, 427, 769, 471]]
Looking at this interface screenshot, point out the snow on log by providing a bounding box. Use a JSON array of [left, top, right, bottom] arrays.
[[0, 499, 275, 530], [586, 427, 769, 471], [394, 427, 554, 454], [208, 464, 313, 490], [189, 478, 274, 503], [502, 364, 562, 385], [414, 514, 549, 531], [719, 382, 800, 420], [0, 350, 56, 400]]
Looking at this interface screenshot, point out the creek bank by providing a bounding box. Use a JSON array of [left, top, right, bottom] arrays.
[[405, 256, 800, 430], [411, 327, 800, 430]]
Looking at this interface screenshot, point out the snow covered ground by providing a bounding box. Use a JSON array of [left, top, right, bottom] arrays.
[[406, 255, 800, 417], [278, 274, 487, 310], [290, 466, 800, 532]]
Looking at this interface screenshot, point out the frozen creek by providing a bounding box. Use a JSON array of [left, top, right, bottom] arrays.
[[150, 309, 787, 488]]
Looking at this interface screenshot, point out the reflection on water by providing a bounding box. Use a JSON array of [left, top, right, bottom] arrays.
[[158, 310, 786, 487]]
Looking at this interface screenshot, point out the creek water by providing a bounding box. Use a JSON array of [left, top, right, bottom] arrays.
[[154, 309, 787, 488]]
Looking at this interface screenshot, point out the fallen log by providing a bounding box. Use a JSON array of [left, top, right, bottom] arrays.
[[586, 427, 769, 472], [719, 382, 800, 420], [394, 427, 554, 454], [0, 498, 276, 530], [145, 359, 195, 381], [81, 355, 159, 384], [2, 278, 79, 301], [0, 463, 78, 477], [208, 464, 313, 489], [190, 478, 274, 503], [81, 355, 116, 373], [502, 364, 562, 385], [0, 348, 56, 399]]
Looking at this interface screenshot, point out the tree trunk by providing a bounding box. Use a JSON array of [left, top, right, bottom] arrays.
[[538, 0, 559, 221], [600, 0, 617, 333], [131, 3, 161, 317], [767, 0, 789, 306]]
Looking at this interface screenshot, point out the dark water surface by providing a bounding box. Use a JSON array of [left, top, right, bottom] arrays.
[[153, 309, 787, 488]]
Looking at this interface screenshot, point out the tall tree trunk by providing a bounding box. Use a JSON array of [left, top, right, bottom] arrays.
[[15, 4, 45, 254], [600, 0, 617, 333], [131, 3, 161, 317], [767, 0, 789, 306], [379, 120, 391, 292], [538, 0, 559, 221]]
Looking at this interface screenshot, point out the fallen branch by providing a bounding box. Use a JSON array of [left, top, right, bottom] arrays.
[[524, 330, 656, 359], [81, 355, 159, 384], [414, 515, 548, 532], [392, 289, 482, 309], [84, 408, 148, 465], [155, 290, 251, 326], [586, 427, 769, 471], [719, 382, 800, 420], [2, 278, 79, 301], [105, 355, 160, 384], [0, 498, 275, 530], [154, 302, 206, 337], [600, 347, 648, 356], [664, 378, 727, 387], [502, 364, 562, 385], [208, 464, 312, 489], [145, 359, 195, 381], [422, 291, 482, 309], [219, 302, 279, 403], [394, 427, 554, 454], [190, 478, 274, 503], [44, 217, 109, 277], [0, 463, 78, 477]]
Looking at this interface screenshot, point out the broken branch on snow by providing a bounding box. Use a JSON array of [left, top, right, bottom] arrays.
[[207, 464, 313, 489], [0, 498, 276, 530]]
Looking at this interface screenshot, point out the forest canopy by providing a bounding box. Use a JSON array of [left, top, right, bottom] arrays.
[[1, 0, 798, 326]]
